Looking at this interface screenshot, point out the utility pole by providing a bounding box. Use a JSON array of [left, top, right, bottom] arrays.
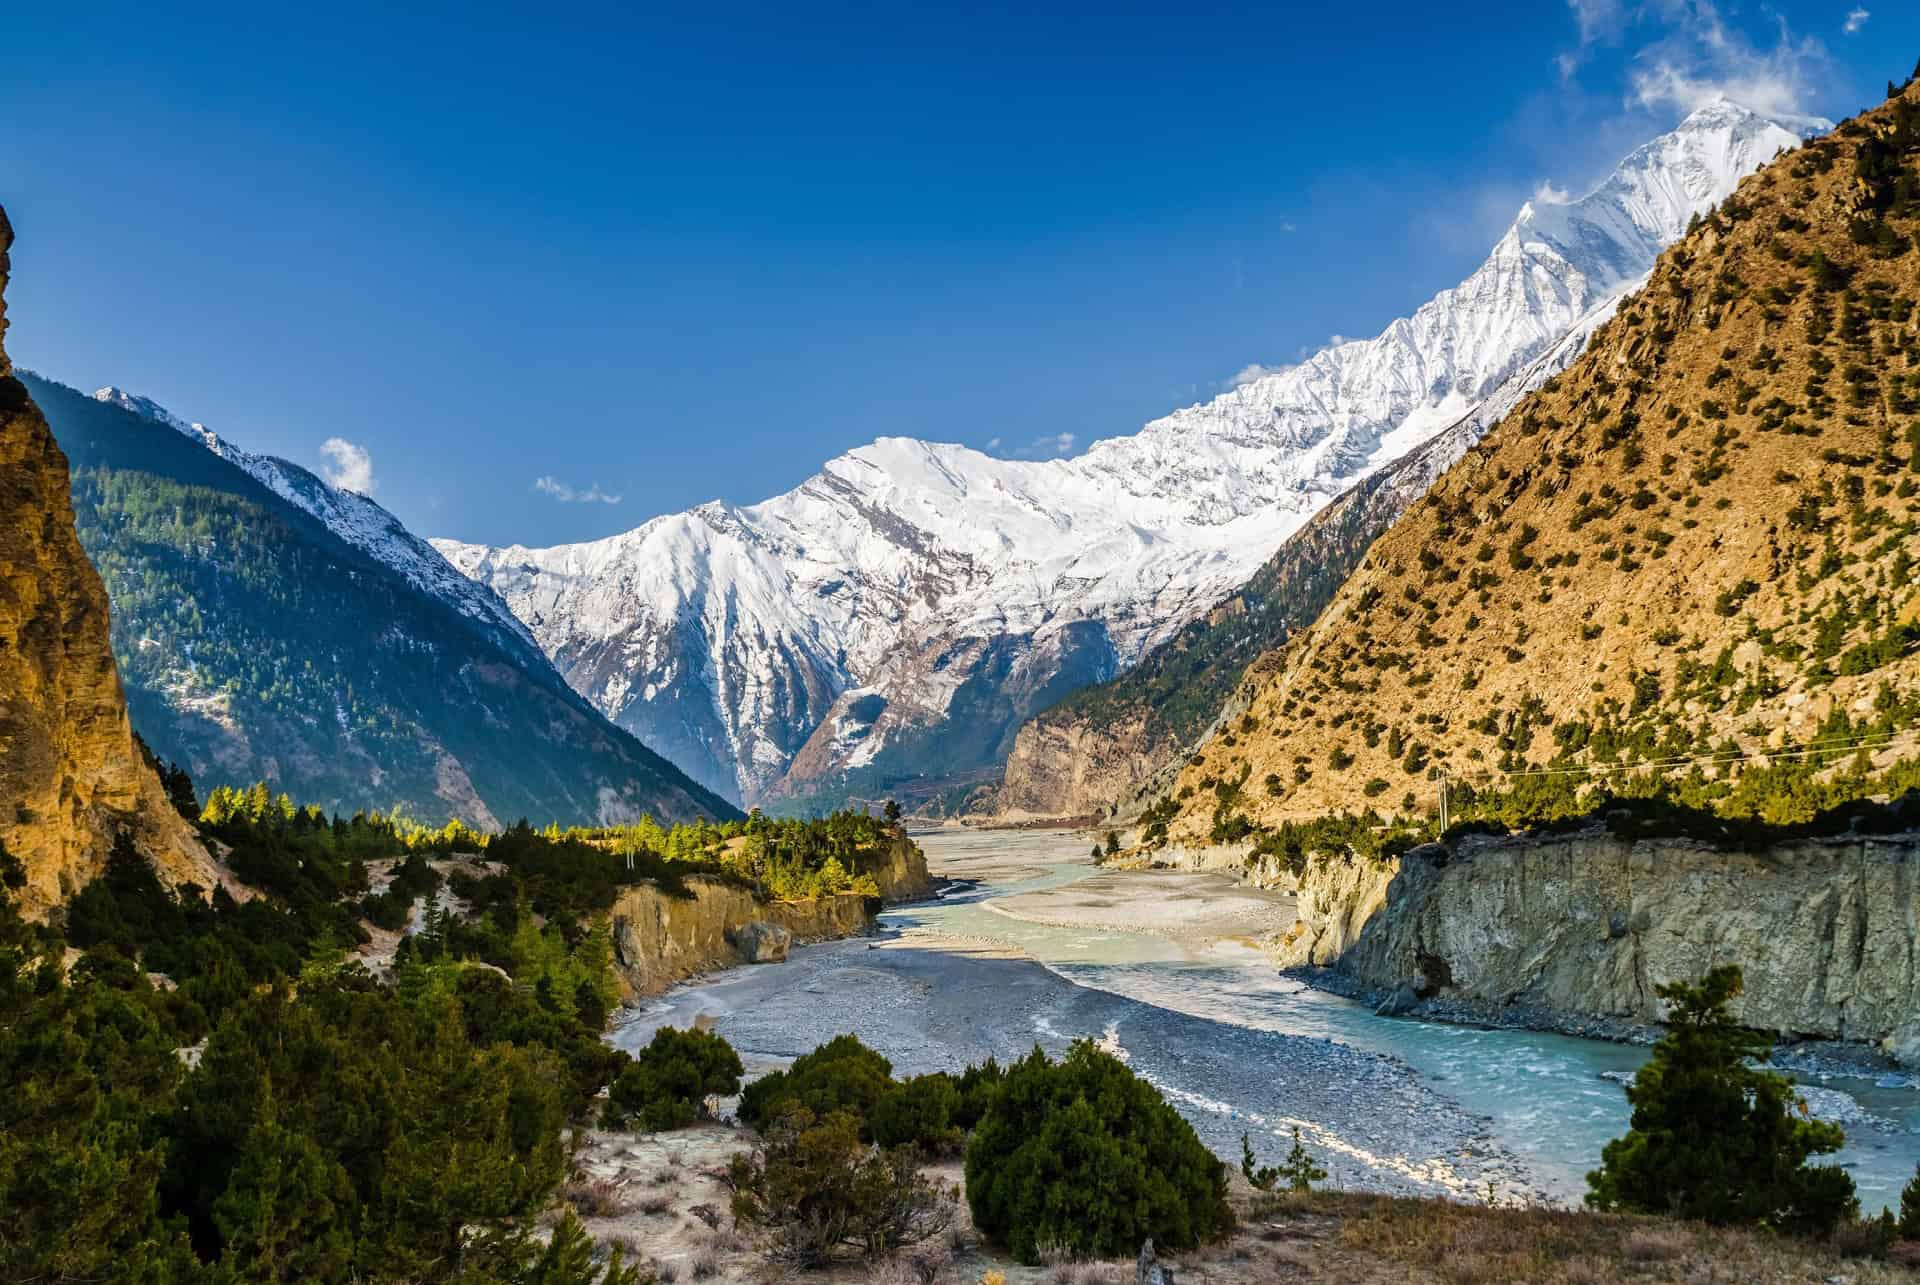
[[1436, 769, 1450, 832]]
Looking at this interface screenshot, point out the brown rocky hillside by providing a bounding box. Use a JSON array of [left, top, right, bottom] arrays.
[[1162, 82, 1920, 845], [0, 204, 215, 914]]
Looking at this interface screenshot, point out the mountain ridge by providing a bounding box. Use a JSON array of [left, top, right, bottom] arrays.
[[1153, 80, 1920, 848], [437, 100, 1821, 811], [28, 372, 739, 830]]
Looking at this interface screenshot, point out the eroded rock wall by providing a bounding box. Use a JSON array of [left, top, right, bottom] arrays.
[[608, 876, 876, 999], [0, 203, 214, 916], [1304, 828, 1920, 1062]]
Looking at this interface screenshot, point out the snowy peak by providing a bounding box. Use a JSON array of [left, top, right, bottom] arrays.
[[442, 102, 1825, 807], [89, 386, 541, 658]]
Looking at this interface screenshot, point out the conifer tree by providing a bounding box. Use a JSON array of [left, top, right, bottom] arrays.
[[1586, 965, 1856, 1235]]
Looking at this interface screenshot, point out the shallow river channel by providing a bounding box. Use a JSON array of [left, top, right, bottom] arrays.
[[623, 828, 1920, 1212]]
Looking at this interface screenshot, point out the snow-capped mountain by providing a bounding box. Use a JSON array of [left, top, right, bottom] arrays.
[[436, 99, 1823, 808], [91, 386, 540, 661]]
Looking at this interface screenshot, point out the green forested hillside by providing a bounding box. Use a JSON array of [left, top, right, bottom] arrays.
[[27, 374, 736, 829]]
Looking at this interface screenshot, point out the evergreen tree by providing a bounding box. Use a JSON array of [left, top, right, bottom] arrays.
[[1900, 1162, 1920, 1239], [1586, 965, 1856, 1235]]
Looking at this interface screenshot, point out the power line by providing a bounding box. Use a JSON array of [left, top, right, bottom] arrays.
[[1438, 727, 1920, 788]]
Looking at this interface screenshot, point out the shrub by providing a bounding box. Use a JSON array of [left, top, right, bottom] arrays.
[[602, 1026, 743, 1132], [870, 1073, 964, 1155], [1901, 1163, 1920, 1239], [964, 1041, 1231, 1264], [952, 1057, 1005, 1130], [729, 1104, 953, 1266], [1586, 966, 1856, 1235], [738, 1034, 895, 1135]]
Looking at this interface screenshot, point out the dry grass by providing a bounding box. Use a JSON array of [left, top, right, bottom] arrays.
[[1300, 1191, 1916, 1285], [559, 1176, 630, 1218]]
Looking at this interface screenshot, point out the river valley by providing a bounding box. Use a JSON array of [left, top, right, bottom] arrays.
[[615, 828, 1920, 1213]]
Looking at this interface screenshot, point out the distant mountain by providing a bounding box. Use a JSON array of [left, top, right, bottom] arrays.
[[27, 373, 737, 828], [0, 208, 214, 916], [438, 100, 1820, 812], [990, 278, 1635, 820], [1154, 81, 1920, 845]]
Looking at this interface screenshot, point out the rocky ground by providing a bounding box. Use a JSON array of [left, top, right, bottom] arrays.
[[553, 1121, 1920, 1283], [986, 865, 1295, 951]]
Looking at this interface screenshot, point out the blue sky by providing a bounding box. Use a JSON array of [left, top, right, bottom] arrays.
[[2, 2, 1913, 547]]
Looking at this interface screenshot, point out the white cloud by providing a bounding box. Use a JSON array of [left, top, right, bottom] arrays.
[[1843, 8, 1869, 35], [534, 475, 623, 504], [985, 436, 1002, 450], [1228, 362, 1284, 389], [1567, 0, 1627, 44], [1623, 2, 1830, 118], [1533, 179, 1573, 205], [318, 437, 376, 495], [1000, 431, 1077, 460]]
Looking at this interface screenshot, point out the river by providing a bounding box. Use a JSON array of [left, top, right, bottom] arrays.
[[623, 826, 1920, 1212]]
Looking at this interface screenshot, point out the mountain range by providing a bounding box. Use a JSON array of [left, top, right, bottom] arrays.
[[27, 374, 736, 828], [1157, 79, 1920, 846], [436, 99, 1820, 811]]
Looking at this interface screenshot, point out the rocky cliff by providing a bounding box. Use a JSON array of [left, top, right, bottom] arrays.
[[607, 826, 930, 998], [0, 204, 215, 916], [1284, 827, 1920, 1063], [608, 878, 875, 999]]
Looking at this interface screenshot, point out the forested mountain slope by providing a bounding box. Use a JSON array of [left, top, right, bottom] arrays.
[[0, 209, 214, 914], [26, 374, 737, 829], [1159, 82, 1920, 848]]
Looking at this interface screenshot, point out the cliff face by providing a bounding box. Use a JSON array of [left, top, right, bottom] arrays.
[[606, 827, 930, 999], [607, 877, 875, 999], [0, 205, 214, 915], [870, 827, 934, 902], [994, 709, 1170, 821], [1290, 829, 1920, 1062]]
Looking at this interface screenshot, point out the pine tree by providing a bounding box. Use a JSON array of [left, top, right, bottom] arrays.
[[1586, 965, 1856, 1235], [1240, 1132, 1279, 1191], [1900, 1162, 1920, 1239], [1278, 1127, 1327, 1192]]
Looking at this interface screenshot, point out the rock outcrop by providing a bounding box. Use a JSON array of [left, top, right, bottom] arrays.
[[870, 826, 935, 903], [608, 876, 876, 999], [728, 920, 792, 963], [0, 203, 215, 916], [1292, 827, 1920, 1063]]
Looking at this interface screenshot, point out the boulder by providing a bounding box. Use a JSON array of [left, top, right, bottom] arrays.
[[1375, 982, 1421, 1017], [730, 920, 792, 964]]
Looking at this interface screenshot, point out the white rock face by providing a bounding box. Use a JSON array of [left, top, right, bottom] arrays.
[[435, 100, 1822, 807]]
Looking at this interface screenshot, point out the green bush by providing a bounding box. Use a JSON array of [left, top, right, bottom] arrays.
[[1586, 966, 1856, 1235], [952, 1057, 1006, 1130], [1900, 1163, 1920, 1239], [964, 1040, 1231, 1264], [869, 1072, 963, 1155], [602, 1026, 742, 1132], [739, 1034, 894, 1135], [729, 1104, 953, 1266]]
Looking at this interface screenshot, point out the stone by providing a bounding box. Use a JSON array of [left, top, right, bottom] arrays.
[[1136, 1238, 1176, 1285], [731, 920, 792, 964], [1375, 982, 1420, 1017]]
